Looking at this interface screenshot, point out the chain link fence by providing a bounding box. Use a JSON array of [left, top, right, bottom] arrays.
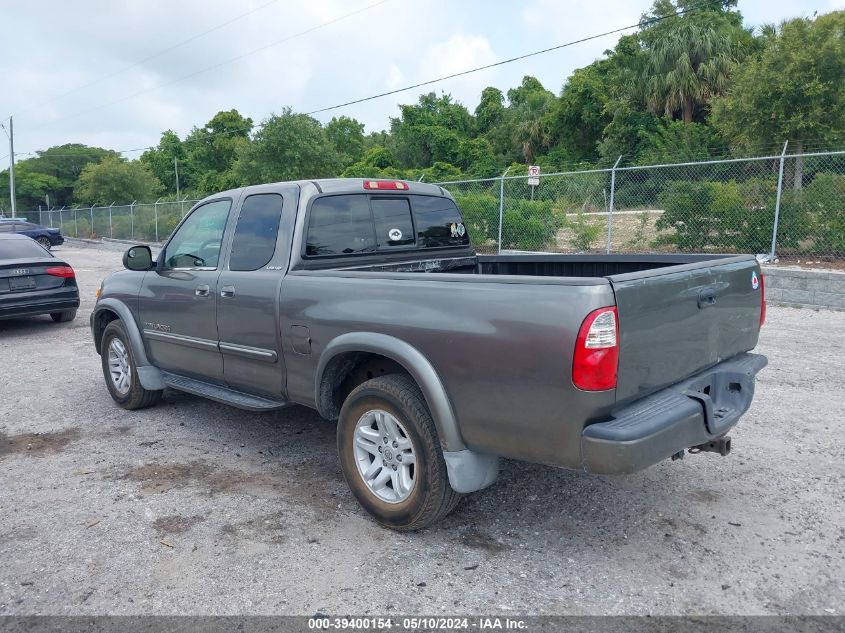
[[436, 149, 845, 259], [34, 199, 199, 244], [18, 149, 845, 259]]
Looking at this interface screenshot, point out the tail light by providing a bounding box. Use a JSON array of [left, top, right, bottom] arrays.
[[46, 266, 75, 278], [759, 271, 766, 328], [364, 180, 408, 190], [573, 306, 619, 391]]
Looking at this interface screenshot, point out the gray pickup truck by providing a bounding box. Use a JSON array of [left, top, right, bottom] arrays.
[[91, 178, 767, 530]]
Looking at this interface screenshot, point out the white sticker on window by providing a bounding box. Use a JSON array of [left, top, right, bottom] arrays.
[[388, 228, 403, 241]]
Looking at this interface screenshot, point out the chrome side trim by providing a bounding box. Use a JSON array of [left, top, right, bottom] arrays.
[[143, 330, 219, 351], [219, 342, 278, 362]]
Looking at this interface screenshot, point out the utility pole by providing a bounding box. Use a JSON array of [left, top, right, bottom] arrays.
[[174, 158, 180, 201], [2, 116, 16, 218]]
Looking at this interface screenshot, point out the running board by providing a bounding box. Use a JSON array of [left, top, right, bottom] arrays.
[[161, 371, 290, 412]]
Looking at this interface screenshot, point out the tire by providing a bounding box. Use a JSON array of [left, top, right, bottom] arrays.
[[36, 237, 51, 250], [337, 374, 462, 531], [100, 320, 162, 410], [50, 309, 77, 323]]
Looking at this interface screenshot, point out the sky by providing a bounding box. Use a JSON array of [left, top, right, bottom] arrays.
[[1, 0, 843, 160]]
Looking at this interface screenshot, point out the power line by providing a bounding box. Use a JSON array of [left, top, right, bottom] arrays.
[[25, 0, 393, 131], [14, 0, 282, 119], [18, 1, 704, 157]]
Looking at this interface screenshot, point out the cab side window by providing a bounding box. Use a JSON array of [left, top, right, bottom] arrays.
[[163, 199, 231, 269], [229, 194, 284, 271], [411, 195, 470, 248], [306, 195, 375, 256]]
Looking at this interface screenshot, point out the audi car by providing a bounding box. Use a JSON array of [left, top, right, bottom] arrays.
[[0, 219, 65, 250], [0, 233, 79, 322]]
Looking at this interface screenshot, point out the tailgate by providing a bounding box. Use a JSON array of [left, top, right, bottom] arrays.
[[609, 256, 763, 404]]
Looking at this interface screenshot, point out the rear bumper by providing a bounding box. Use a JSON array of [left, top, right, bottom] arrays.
[[581, 352, 768, 474], [0, 291, 80, 320]]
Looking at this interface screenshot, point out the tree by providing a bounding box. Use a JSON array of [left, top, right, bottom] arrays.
[[184, 109, 253, 193], [550, 60, 613, 163], [74, 157, 163, 205], [140, 130, 188, 195], [4, 144, 118, 208], [233, 109, 340, 184], [507, 77, 556, 164], [474, 87, 505, 134], [711, 10, 845, 188], [0, 163, 63, 211], [390, 92, 473, 168], [325, 116, 365, 168], [639, 0, 749, 123], [637, 118, 725, 163]]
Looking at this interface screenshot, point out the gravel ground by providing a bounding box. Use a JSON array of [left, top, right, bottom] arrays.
[[0, 244, 842, 616]]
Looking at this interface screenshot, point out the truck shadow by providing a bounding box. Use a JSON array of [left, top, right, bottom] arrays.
[[123, 389, 697, 548]]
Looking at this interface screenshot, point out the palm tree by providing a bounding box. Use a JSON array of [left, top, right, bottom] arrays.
[[643, 13, 744, 123]]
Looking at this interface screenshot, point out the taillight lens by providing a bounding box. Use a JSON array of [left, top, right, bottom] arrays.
[[46, 266, 75, 278], [573, 306, 619, 391], [759, 271, 766, 328], [364, 180, 408, 190]]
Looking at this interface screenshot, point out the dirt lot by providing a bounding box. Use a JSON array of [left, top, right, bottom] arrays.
[[0, 244, 842, 616]]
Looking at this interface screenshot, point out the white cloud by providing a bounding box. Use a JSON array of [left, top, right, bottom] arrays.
[[1, 0, 838, 155]]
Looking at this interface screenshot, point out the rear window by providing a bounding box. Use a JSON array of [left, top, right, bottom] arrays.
[[0, 238, 52, 259], [371, 198, 414, 247], [229, 194, 284, 271], [412, 195, 469, 248], [304, 193, 469, 257]]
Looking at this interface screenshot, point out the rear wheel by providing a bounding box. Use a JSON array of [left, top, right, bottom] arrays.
[[36, 236, 51, 250], [337, 374, 462, 531], [100, 320, 162, 410], [50, 309, 76, 323]]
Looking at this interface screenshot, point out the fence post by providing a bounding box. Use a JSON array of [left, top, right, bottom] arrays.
[[497, 166, 512, 254], [770, 140, 789, 261], [154, 198, 161, 243], [607, 155, 622, 253], [90, 205, 95, 238], [49, 208, 53, 228], [108, 202, 115, 239], [59, 206, 64, 233], [74, 208, 78, 237]]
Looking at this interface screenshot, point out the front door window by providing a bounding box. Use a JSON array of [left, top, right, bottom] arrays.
[[163, 199, 231, 269]]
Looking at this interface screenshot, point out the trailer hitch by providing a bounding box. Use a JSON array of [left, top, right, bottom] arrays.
[[689, 436, 731, 457]]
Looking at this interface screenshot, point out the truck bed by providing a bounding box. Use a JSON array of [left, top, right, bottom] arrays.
[[340, 253, 737, 278]]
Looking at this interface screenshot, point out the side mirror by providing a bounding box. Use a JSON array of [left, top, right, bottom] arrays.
[[123, 245, 154, 271]]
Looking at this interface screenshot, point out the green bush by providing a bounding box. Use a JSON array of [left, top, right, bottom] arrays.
[[567, 210, 604, 251], [655, 179, 810, 253], [451, 193, 562, 251], [655, 181, 718, 251], [802, 172, 845, 254]]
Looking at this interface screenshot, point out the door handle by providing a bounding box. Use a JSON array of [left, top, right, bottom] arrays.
[[195, 284, 210, 297], [220, 285, 235, 298]]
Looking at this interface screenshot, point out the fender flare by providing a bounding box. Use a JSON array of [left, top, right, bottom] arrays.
[[315, 332, 499, 493], [316, 332, 465, 451], [91, 299, 165, 391]]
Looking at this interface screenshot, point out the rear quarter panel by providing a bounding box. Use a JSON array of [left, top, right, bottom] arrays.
[[279, 271, 617, 468]]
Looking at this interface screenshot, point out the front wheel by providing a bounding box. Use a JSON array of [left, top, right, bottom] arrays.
[[337, 374, 462, 531], [100, 320, 162, 410]]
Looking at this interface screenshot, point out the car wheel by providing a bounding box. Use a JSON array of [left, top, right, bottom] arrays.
[[36, 236, 51, 250], [100, 320, 162, 410], [337, 373, 462, 531], [50, 309, 77, 323]]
